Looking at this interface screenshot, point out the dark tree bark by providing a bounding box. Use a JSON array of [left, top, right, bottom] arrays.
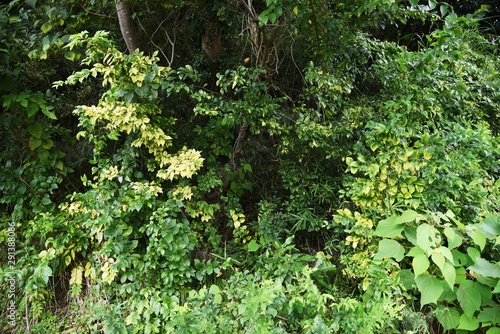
[[115, 0, 140, 53]]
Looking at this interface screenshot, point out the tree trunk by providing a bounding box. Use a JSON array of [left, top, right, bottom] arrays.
[[115, 0, 140, 53]]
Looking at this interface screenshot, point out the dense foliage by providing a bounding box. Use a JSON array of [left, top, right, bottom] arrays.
[[1, 0, 499, 333]]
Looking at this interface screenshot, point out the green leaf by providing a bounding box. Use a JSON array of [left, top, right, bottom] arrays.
[[478, 306, 500, 325], [29, 137, 42, 150], [55, 160, 64, 170], [443, 227, 463, 249], [469, 258, 500, 278], [28, 123, 44, 138], [399, 269, 415, 290], [436, 246, 454, 264], [412, 253, 430, 277], [407, 246, 425, 257], [440, 4, 448, 16], [395, 209, 418, 224], [415, 273, 443, 306], [467, 247, 481, 262], [37, 265, 52, 285], [457, 313, 479, 331], [455, 267, 467, 285], [42, 139, 54, 150], [26, 102, 39, 117], [470, 230, 486, 251], [25, 0, 37, 9], [478, 216, 500, 239], [374, 239, 405, 262], [436, 305, 460, 331], [269, 12, 277, 23], [404, 226, 418, 245], [65, 51, 76, 61], [494, 280, 500, 294], [41, 107, 57, 120], [41, 196, 52, 205], [486, 328, 500, 334], [209, 284, 220, 294], [41, 22, 53, 33], [20, 97, 28, 108], [248, 240, 260, 252], [417, 223, 440, 254], [441, 261, 456, 289], [374, 215, 405, 237], [457, 280, 481, 318], [431, 252, 445, 270]]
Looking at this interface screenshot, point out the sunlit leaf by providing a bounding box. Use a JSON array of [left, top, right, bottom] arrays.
[[436, 305, 460, 331], [374, 239, 405, 262], [457, 280, 481, 318], [416, 273, 443, 306]]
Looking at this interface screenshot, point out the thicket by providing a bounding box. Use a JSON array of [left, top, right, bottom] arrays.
[[1, 0, 499, 333]]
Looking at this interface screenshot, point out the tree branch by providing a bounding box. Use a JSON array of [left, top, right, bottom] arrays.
[[115, 0, 140, 53]]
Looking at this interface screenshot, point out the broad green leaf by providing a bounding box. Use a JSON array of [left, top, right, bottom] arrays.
[[36, 265, 52, 285], [469, 258, 500, 278], [20, 97, 28, 107], [440, 4, 449, 16], [398, 269, 415, 290], [26, 102, 39, 117], [478, 306, 500, 325], [417, 223, 440, 254], [455, 266, 467, 284], [42, 139, 54, 150], [470, 230, 486, 251], [467, 247, 481, 262], [435, 305, 460, 331], [453, 251, 468, 267], [415, 273, 443, 306], [457, 280, 481, 319], [486, 328, 500, 334], [28, 123, 43, 138], [25, 0, 37, 8], [374, 239, 405, 262], [431, 252, 445, 270], [457, 313, 479, 331], [404, 226, 417, 245], [65, 51, 76, 61], [209, 284, 220, 294], [443, 227, 463, 249], [41, 22, 53, 33], [395, 209, 418, 224], [41, 196, 52, 205], [55, 160, 64, 170], [269, 12, 277, 23], [374, 215, 405, 237], [247, 240, 260, 252], [478, 216, 500, 239], [41, 107, 57, 120], [436, 245, 454, 264], [29, 137, 42, 150], [412, 253, 430, 277], [407, 245, 425, 257], [441, 261, 456, 289], [494, 280, 500, 294]]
